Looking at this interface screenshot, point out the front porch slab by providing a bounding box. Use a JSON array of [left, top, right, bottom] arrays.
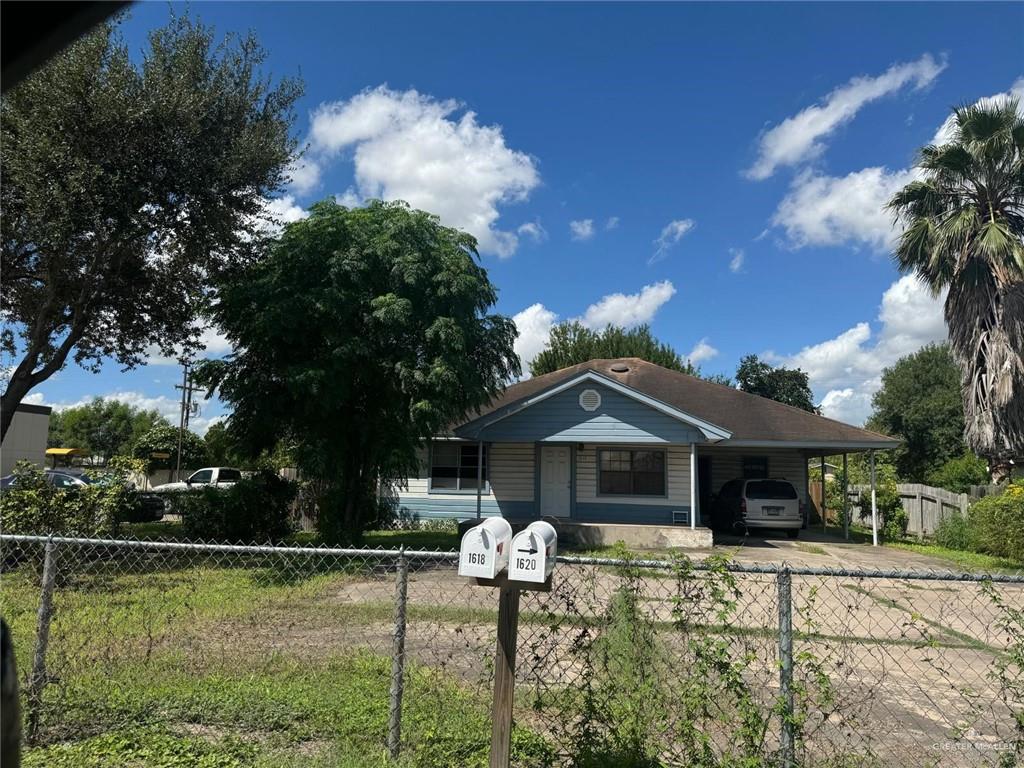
[[557, 521, 713, 550]]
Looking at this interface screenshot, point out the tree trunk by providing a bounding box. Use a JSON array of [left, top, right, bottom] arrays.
[[990, 460, 1014, 485], [1, 368, 37, 442]]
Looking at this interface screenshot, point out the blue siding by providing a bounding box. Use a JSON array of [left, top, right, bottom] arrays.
[[477, 383, 703, 443], [575, 502, 692, 525], [397, 496, 536, 521]]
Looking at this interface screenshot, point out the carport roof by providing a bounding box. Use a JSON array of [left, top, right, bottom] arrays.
[[456, 358, 899, 450]]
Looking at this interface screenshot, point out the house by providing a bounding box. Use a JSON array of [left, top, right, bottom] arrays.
[[395, 358, 898, 546], [1, 403, 52, 476]]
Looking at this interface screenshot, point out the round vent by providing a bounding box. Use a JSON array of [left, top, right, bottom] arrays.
[[610, 363, 629, 373], [579, 388, 602, 412]]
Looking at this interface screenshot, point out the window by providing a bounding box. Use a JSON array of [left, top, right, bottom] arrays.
[[188, 469, 213, 484], [598, 449, 666, 496], [217, 469, 242, 483], [742, 456, 769, 479], [745, 480, 797, 500], [430, 441, 488, 491]]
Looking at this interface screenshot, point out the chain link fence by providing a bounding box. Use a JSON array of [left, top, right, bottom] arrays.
[[1, 533, 1021, 767]]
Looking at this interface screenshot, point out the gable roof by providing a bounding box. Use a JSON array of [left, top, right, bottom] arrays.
[[456, 358, 898, 449]]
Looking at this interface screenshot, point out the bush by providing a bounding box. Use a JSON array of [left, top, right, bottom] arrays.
[[0, 462, 131, 537], [176, 470, 296, 543], [934, 510, 972, 551], [926, 452, 989, 493], [857, 480, 907, 541], [967, 487, 1024, 562]]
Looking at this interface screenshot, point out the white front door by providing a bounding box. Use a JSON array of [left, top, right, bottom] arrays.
[[540, 446, 572, 518]]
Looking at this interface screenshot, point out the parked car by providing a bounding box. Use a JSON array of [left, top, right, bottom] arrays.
[[710, 478, 803, 538], [0, 469, 165, 522], [151, 467, 243, 494]]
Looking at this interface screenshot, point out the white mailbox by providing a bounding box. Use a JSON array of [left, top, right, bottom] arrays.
[[458, 517, 513, 579], [508, 521, 557, 584]]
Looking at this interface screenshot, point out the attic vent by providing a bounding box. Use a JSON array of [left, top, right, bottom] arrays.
[[579, 389, 602, 412], [610, 363, 629, 373]]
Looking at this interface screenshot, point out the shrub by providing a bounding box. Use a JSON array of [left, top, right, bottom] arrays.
[[0, 462, 130, 537], [176, 470, 296, 543], [856, 480, 907, 541], [926, 452, 989, 493], [934, 510, 972, 551], [968, 490, 1024, 562]]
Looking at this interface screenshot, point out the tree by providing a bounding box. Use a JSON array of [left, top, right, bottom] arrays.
[[866, 344, 967, 481], [195, 200, 520, 542], [203, 420, 245, 468], [926, 452, 989, 494], [0, 14, 302, 440], [888, 99, 1024, 480], [133, 424, 208, 475], [735, 355, 816, 413], [530, 322, 701, 377], [47, 397, 168, 464]]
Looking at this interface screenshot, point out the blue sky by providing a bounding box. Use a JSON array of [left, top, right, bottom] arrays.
[[18, 2, 1024, 431]]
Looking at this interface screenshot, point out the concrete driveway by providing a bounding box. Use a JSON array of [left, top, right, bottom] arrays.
[[702, 529, 967, 571]]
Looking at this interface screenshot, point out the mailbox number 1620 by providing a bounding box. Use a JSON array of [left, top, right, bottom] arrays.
[[467, 552, 486, 565]]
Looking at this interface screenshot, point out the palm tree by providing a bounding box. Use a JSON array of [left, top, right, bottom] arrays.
[[888, 99, 1024, 481]]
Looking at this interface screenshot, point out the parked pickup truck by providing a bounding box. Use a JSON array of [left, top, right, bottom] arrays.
[[151, 467, 243, 493]]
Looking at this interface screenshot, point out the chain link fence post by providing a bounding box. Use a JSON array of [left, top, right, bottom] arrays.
[[387, 546, 409, 761], [26, 536, 59, 744], [777, 563, 795, 767]]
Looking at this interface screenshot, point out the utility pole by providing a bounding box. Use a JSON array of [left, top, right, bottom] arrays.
[[173, 363, 205, 481]]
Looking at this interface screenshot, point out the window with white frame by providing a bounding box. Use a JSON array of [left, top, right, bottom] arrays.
[[430, 441, 489, 491], [598, 449, 666, 496]]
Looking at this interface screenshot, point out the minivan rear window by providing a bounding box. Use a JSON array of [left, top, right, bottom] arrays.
[[746, 480, 797, 500]]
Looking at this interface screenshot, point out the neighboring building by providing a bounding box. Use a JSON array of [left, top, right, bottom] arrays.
[[1, 403, 52, 476], [395, 358, 897, 537]]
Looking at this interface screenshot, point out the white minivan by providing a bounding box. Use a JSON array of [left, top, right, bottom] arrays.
[[710, 478, 803, 538]]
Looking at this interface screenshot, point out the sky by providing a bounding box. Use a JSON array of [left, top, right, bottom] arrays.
[[14, 1, 1024, 434]]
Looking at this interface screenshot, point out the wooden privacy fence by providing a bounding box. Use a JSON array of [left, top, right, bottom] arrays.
[[846, 483, 970, 538]]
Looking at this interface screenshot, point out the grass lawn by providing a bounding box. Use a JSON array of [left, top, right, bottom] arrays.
[[0, 559, 551, 767], [886, 540, 1023, 574]]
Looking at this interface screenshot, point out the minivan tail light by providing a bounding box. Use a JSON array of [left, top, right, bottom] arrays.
[[740, 498, 747, 517]]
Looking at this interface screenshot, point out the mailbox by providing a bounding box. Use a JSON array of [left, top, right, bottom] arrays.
[[458, 517, 513, 579], [508, 521, 557, 584]]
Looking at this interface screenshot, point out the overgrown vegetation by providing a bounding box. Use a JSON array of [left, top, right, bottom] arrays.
[[172, 471, 297, 543]]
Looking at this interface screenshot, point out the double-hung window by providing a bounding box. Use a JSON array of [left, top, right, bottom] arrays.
[[430, 441, 489, 491], [598, 449, 666, 496]]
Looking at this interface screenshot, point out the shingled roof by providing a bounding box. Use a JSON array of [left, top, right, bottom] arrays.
[[458, 358, 898, 448]]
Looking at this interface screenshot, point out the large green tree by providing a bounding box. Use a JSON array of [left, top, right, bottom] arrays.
[[48, 397, 168, 464], [133, 424, 208, 475], [530, 322, 702, 377], [866, 344, 968, 481], [888, 99, 1024, 479], [735, 354, 817, 413], [195, 200, 520, 542], [0, 14, 302, 440]]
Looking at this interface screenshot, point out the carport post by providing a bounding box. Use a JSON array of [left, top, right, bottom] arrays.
[[842, 453, 849, 540], [820, 455, 827, 533], [476, 439, 484, 520], [870, 450, 879, 547], [689, 442, 696, 529]]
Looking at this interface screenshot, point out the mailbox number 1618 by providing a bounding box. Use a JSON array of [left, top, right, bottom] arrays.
[[467, 552, 486, 565]]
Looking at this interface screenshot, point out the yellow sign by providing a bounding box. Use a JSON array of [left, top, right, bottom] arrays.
[[150, 452, 171, 459]]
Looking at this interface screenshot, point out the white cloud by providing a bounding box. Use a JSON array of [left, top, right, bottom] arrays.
[[650, 219, 695, 264], [772, 167, 917, 251], [687, 338, 719, 364], [21, 390, 223, 435], [517, 221, 548, 243], [512, 303, 558, 373], [580, 280, 676, 329], [264, 195, 308, 226], [511, 281, 678, 377], [728, 248, 745, 273], [301, 86, 539, 257], [771, 77, 1024, 251], [776, 275, 947, 424], [569, 219, 595, 241], [147, 325, 233, 366], [286, 156, 321, 196], [605, 216, 620, 230], [746, 54, 946, 180]]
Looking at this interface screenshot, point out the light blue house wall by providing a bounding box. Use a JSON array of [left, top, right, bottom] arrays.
[[471, 382, 704, 444]]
